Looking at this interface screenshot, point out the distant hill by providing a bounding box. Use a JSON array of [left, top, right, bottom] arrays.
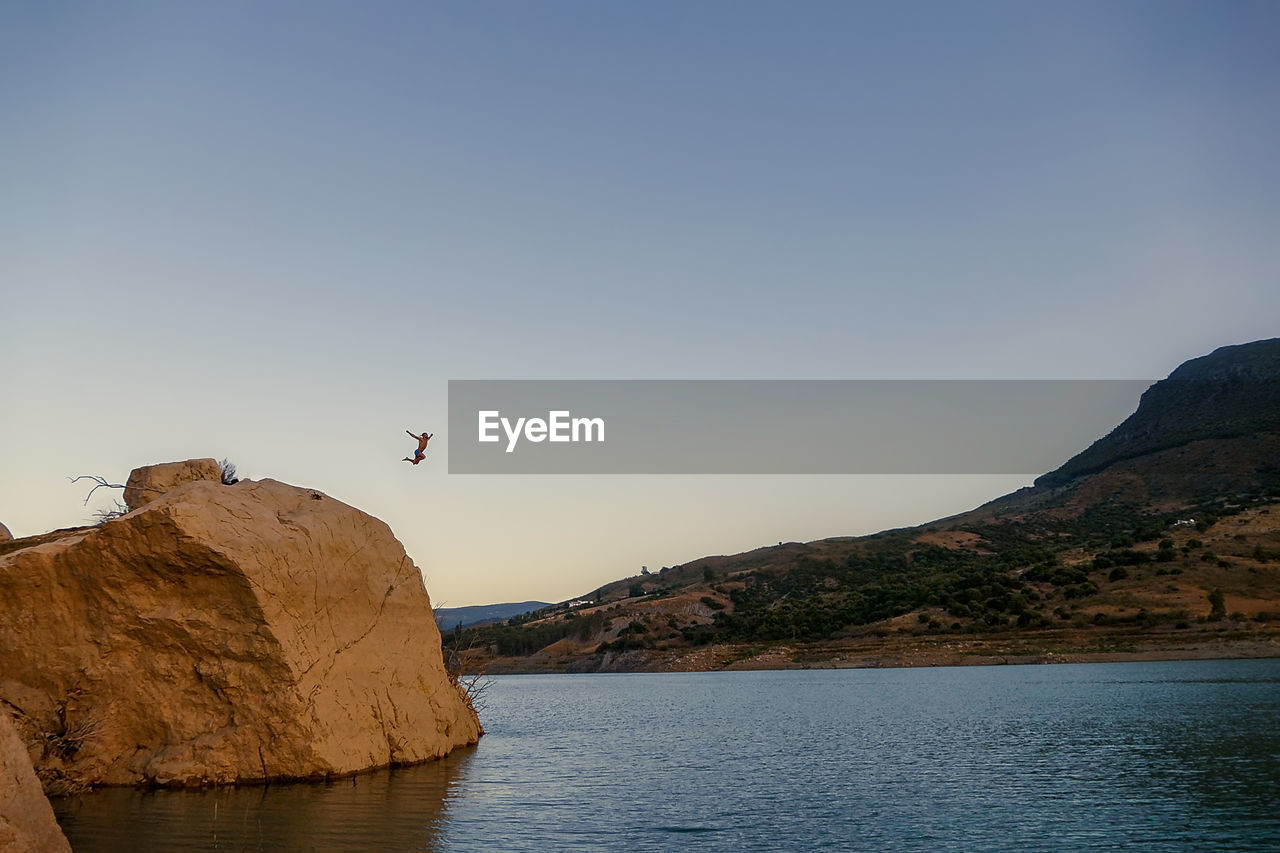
[[1036, 338, 1280, 487], [452, 339, 1280, 673], [435, 601, 553, 629]]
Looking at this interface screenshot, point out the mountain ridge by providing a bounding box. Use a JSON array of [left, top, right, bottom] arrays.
[[1036, 338, 1280, 487], [452, 339, 1280, 673], [435, 601, 554, 629]]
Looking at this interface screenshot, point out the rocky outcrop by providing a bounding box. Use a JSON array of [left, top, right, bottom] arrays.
[[0, 712, 71, 853], [123, 458, 223, 510], [0, 467, 481, 790], [0, 524, 9, 543], [1037, 337, 1280, 487]]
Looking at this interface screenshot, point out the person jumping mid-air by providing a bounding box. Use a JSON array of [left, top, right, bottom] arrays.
[[404, 430, 433, 465]]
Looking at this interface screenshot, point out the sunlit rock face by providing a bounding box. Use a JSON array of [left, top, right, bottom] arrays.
[[0, 468, 481, 791], [123, 458, 224, 510]]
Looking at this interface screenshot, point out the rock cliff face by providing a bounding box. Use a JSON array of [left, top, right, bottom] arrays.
[[0, 712, 71, 852], [0, 524, 10, 543], [0, 466, 481, 791]]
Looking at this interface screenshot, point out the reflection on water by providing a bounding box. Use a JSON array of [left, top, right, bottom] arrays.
[[52, 660, 1280, 852], [54, 747, 474, 852]]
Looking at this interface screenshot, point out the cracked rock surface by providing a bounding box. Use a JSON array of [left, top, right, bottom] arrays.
[[0, 467, 481, 791]]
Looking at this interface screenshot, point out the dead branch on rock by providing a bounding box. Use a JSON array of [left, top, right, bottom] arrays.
[[458, 673, 493, 714], [46, 689, 98, 760], [69, 474, 125, 505], [443, 626, 494, 715], [91, 500, 130, 524]]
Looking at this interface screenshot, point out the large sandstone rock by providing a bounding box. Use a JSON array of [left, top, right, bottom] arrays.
[[0, 712, 71, 853], [0, 524, 9, 543], [123, 458, 222, 510], [0, 473, 481, 790]]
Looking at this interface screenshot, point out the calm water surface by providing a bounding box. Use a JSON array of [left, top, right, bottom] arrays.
[[54, 659, 1280, 851]]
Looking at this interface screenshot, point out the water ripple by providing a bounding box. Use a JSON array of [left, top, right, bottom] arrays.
[[55, 659, 1280, 852]]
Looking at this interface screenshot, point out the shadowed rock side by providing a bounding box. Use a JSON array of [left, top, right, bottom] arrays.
[[0, 472, 481, 791], [0, 711, 71, 852]]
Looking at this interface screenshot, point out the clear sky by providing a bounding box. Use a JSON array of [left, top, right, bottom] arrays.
[[3, 1, 1278, 606]]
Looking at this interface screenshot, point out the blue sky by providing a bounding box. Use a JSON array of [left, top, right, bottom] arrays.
[[3, 1, 1278, 605]]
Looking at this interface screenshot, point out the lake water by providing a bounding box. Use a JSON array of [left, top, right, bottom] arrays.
[[54, 659, 1280, 851]]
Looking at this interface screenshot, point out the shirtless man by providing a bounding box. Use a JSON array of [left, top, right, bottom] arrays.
[[404, 430, 433, 464]]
